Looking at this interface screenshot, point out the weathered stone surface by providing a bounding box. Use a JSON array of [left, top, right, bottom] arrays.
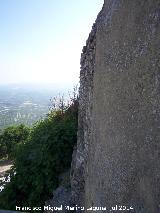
[[45, 186, 71, 213], [71, 0, 160, 212], [45, 170, 71, 213], [70, 20, 98, 209]]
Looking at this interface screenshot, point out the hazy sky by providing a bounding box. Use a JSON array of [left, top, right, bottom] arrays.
[[0, 0, 103, 86]]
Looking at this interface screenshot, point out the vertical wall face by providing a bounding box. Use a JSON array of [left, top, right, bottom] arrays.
[[85, 0, 160, 212], [70, 23, 97, 208], [72, 0, 160, 212]]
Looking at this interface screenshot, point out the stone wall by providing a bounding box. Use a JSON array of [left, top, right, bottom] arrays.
[[71, 0, 160, 212], [70, 19, 98, 209]]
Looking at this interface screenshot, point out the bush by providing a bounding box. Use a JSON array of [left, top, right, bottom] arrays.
[[0, 95, 78, 212]]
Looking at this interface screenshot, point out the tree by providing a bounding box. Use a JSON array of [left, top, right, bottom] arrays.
[[0, 135, 7, 159], [0, 124, 30, 160]]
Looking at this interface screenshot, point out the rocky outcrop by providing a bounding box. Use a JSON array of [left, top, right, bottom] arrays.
[[45, 186, 71, 213], [45, 170, 71, 213], [71, 0, 160, 213]]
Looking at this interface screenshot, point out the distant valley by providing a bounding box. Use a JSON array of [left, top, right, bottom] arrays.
[[0, 84, 72, 129]]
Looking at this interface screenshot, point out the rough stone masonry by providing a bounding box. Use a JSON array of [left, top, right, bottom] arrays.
[[71, 0, 160, 212]]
